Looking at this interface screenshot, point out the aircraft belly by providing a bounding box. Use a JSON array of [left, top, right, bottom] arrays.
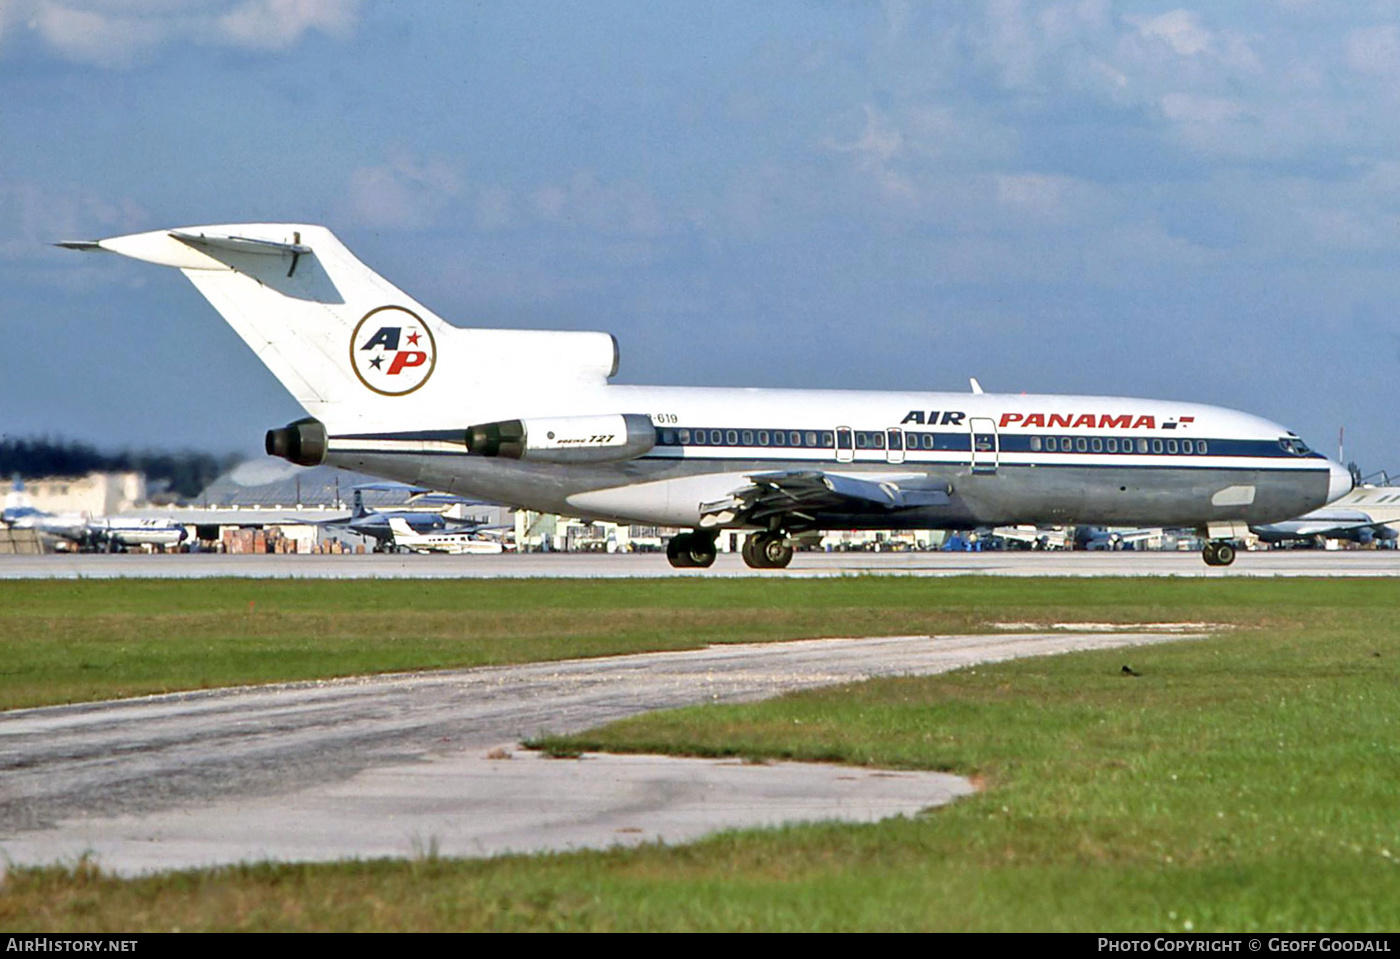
[[955, 466, 1330, 527]]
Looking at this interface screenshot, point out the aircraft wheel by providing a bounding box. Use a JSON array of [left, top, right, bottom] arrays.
[[668, 532, 716, 568], [666, 534, 696, 568], [685, 532, 718, 568], [744, 532, 793, 569], [1202, 542, 1237, 567], [741, 534, 770, 569]]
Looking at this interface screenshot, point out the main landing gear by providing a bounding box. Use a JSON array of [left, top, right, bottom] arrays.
[[1202, 541, 1237, 567], [741, 531, 794, 569], [664, 530, 797, 570], [666, 531, 718, 568]]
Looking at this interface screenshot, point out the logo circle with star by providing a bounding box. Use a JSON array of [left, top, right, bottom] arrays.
[[349, 305, 438, 396]]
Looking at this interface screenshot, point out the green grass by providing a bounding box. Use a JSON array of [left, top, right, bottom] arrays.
[[2, 577, 1399, 930], [1, 576, 1390, 711]]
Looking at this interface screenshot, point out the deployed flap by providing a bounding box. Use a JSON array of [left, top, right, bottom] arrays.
[[698, 470, 950, 529]]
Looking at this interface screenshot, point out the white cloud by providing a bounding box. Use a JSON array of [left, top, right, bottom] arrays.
[[823, 105, 919, 199], [1347, 24, 1400, 77], [24, 1, 167, 69], [527, 172, 666, 237], [5, 0, 364, 68], [826, 105, 903, 164], [347, 152, 463, 230], [996, 173, 1068, 214], [1134, 9, 1214, 57], [217, 0, 360, 51], [1160, 92, 1245, 124], [0, 179, 147, 261]]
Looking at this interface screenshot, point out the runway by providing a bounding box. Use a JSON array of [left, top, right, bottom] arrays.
[[0, 549, 1396, 578], [0, 630, 1201, 876]]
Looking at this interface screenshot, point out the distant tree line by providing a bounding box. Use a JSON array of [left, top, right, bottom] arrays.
[[0, 437, 242, 501]]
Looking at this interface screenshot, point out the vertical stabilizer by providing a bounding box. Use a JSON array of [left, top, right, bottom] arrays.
[[62, 224, 620, 434]]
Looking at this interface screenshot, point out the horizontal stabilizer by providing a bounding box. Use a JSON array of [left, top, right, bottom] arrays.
[[170, 230, 313, 258]]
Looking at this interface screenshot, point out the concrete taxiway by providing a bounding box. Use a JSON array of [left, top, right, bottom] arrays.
[[0, 550, 1396, 578], [0, 630, 1201, 875]]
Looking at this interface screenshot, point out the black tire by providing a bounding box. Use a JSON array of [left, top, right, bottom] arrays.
[[741, 534, 768, 569], [751, 532, 793, 569], [686, 533, 718, 568], [667, 533, 696, 568], [1214, 542, 1236, 566]]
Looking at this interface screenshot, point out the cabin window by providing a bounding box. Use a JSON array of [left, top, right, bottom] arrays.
[[692, 430, 705, 445], [1045, 437, 1057, 452], [660, 429, 676, 445], [1061, 436, 1072, 451], [1030, 436, 1042, 451], [1167, 439, 1178, 454], [741, 430, 753, 445], [1091, 438, 1103, 453], [757, 430, 769, 446], [821, 431, 834, 447], [1106, 438, 1117, 453], [923, 434, 936, 450], [806, 431, 818, 447], [726, 430, 739, 445], [1197, 440, 1208, 454], [1076, 437, 1088, 453], [787, 431, 800, 447], [1137, 438, 1149, 453], [1152, 439, 1163, 454]]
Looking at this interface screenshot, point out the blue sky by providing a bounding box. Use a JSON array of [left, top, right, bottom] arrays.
[[3, 1, 1400, 470]]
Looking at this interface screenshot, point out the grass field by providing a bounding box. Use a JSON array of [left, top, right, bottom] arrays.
[[2, 577, 1398, 930]]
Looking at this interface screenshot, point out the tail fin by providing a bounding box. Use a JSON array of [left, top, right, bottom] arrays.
[[62, 224, 618, 434]]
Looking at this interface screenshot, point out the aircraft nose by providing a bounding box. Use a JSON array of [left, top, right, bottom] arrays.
[[1327, 461, 1354, 504]]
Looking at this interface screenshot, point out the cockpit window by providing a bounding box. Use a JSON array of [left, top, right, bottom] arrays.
[[1278, 437, 1312, 456]]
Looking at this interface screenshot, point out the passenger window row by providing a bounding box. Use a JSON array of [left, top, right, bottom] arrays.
[[658, 429, 957, 450], [655, 429, 1211, 456], [1030, 436, 1208, 455], [659, 428, 835, 448]]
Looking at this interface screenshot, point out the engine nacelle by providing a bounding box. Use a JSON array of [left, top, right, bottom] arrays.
[[465, 413, 656, 464], [265, 417, 327, 466]]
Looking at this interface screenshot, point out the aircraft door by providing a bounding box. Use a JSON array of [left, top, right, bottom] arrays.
[[969, 417, 999, 474], [886, 428, 905, 465], [835, 427, 854, 464]]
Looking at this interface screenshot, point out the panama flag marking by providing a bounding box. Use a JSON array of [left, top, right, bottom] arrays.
[[350, 306, 437, 396]]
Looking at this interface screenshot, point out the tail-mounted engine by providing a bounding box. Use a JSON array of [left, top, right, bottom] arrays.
[[265, 417, 328, 466], [466, 413, 655, 464]]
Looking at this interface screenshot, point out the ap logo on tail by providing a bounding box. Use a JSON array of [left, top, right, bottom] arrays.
[[350, 305, 437, 396]]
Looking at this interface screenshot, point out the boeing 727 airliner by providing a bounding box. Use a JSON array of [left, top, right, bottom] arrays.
[[61, 224, 1352, 568]]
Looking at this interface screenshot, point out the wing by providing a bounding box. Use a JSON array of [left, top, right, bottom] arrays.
[[698, 470, 949, 529], [1296, 520, 1395, 540]]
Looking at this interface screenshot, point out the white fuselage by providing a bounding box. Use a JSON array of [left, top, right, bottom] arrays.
[[326, 384, 1349, 533]]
